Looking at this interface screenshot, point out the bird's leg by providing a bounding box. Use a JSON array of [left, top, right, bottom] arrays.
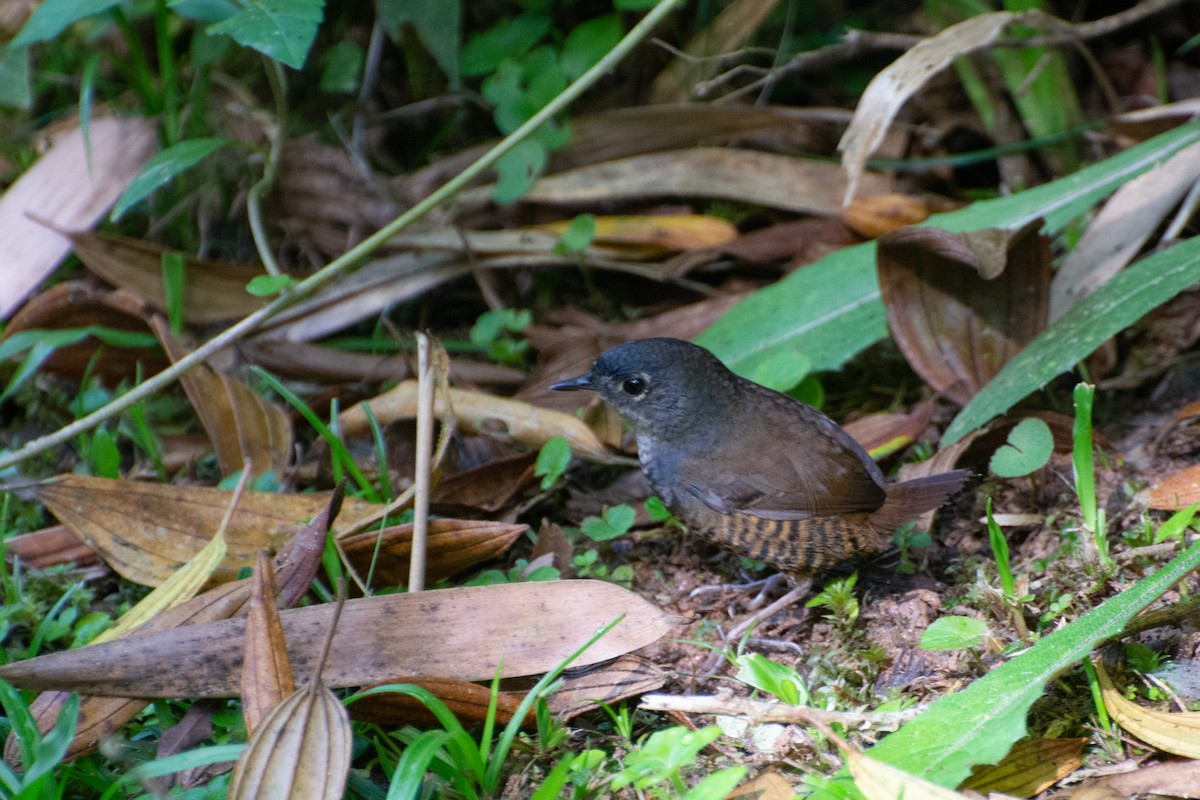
[[702, 576, 812, 675]]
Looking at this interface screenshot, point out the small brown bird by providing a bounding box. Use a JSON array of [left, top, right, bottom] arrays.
[[552, 338, 968, 576]]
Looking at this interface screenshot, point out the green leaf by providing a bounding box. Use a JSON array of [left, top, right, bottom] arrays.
[[534, 437, 571, 490], [0, 45, 31, 109], [943, 236, 1200, 443], [989, 417, 1053, 477], [246, 273, 295, 296], [868, 535, 1200, 786], [919, 616, 988, 650], [112, 138, 228, 220], [698, 120, 1200, 382], [748, 349, 810, 393], [734, 653, 809, 705], [555, 214, 596, 254], [162, 252, 186, 334], [580, 505, 636, 542], [12, 0, 121, 46], [683, 767, 749, 800], [461, 13, 551, 77], [387, 729, 450, 800], [169, 0, 240, 23], [206, 0, 324, 70], [1154, 503, 1199, 545], [493, 138, 547, 204], [377, 0, 461, 87], [320, 40, 363, 93], [560, 15, 622, 80]]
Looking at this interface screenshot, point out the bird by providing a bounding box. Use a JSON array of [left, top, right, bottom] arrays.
[[551, 337, 969, 577]]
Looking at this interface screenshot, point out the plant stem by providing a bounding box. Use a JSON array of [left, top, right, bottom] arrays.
[[0, 0, 683, 474]]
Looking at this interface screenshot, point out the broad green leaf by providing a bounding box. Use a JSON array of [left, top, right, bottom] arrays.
[[461, 13, 551, 77], [493, 138, 547, 204], [320, 40, 363, 93], [560, 15, 622, 80], [535, 437, 572, 490], [170, 0, 239, 22], [12, 0, 121, 46], [555, 214, 596, 254], [944, 235, 1200, 443], [989, 417, 1053, 477], [698, 120, 1200, 380], [206, 0, 324, 70], [869, 535, 1200, 786], [580, 505, 636, 542], [749, 349, 810, 393], [111, 138, 228, 220], [245, 274, 295, 296], [919, 616, 988, 650]]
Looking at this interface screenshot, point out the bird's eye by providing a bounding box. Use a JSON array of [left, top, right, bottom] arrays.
[[622, 377, 647, 396]]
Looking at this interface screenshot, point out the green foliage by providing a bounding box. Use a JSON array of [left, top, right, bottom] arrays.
[[989, 417, 1053, 477], [206, 0, 325, 69], [986, 498, 1016, 602], [470, 308, 532, 366], [579, 504, 636, 542], [535, 436, 572, 490], [246, 273, 298, 296], [555, 213, 597, 254], [892, 522, 931, 575], [465, 558, 560, 586], [748, 349, 811, 393], [867, 535, 1200, 787], [1072, 383, 1112, 570], [0, 327, 158, 401], [610, 726, 728, 794], [806, 573, 860, 630], [645, 496, 683, 529], [919, 616, 988, 650], [0, 681, 78, 797], [733, 653, 810, 705], [1154, 503, 1200, 545], [111, 138, 229, 220]]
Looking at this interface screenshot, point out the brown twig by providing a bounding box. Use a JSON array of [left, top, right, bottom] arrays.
[[639, 693, 922, 730]]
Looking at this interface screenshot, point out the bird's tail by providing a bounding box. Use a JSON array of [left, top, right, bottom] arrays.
[[870, 470, 971, 532]]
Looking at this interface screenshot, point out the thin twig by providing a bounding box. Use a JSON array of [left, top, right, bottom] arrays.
[[639, 693, 922, 730], [408, 333, 434, 592], [0, 0, 682, 474]]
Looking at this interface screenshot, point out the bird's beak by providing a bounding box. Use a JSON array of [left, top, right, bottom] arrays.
[[550, 372, 595, 391]]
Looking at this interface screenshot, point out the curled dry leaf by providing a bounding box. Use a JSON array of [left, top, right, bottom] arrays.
[[508, 148, 890, 215], [0, 116, 157, 320], [65, 229, 265, 324], [0, 581, 673, 697], [4, 525, 101, 571], [958, 737, 1086, 797], [153, 318, 293, 479], [843, 400, 934, 460], [2, 281, 166, 383], [339, 518, 527, 587], [241, 552, 295, 735], [1095, 658, 1200, 758], [348, 676, 525, 728], [877, 222, 1051, 405], [544, 654, 666, 720], [33, 475, 375, 586], [340, 380, 613, 463], [6, 487, 342, 762], [843, 194, 931, 239], [228, 682, 351, 800]]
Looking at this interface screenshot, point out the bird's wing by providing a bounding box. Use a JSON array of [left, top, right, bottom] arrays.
[[680, 393, 887, 519]]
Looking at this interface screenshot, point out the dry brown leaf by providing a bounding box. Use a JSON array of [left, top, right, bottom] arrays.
[[339, 518, 527, 587], [1, 281, 166, 383], [877, 223, 1051, 405], [339, 381, 614, 463], [152, 318, 293, 478], [958, 737, 1086, 797], [241, 552, 295, 734], [544, 654, 667, 720], [1092, 757, 1200, 798], [509, 148, 890, 215], [0, 116, 157, 319], [348, 676, 525, 727], [6, 488, 341, 762], [843, 401, 935, 460], [4, 525, 101, 571], [228, 682, 351, 800], [727, 770, 796, 800], [662, 218, 861, 278], [839, 12, 1057, 202], [649, 0, 781, 102], [430, 452, 537, 514], [1050, 141, 1200, 321], [0, 581, 673, 696], [34, 475, 375, 586], [534, 214, 739, 254], [1096, 658, 1200, 758], [843, 194, 931, 239], [65, 229, 265, 323], [1141, 464, 1200, 510]]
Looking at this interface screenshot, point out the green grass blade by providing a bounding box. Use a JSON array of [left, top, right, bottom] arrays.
[[867, 536, 1200, 786]]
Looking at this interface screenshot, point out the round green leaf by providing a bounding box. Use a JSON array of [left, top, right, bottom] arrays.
[[989, 417, 1053, 477]]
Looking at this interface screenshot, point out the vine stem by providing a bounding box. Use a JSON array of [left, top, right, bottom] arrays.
[[0, 0, 682, 474]]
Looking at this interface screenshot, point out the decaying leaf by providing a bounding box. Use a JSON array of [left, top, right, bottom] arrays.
[[727, 770, 796, 800], [544, 655, 667, 720], [1140, 463, 1200, 510], [339, 518, 527, 587], [4, 525, 101, 571], [0, 581, 673, 697], [843, 194, 932, 239], [877, 222, 1051, 405], [228, 681, 351, 800], [958, 737, 1086, 797], [340, 381, 613, 463], [6, 488, 341, 762], [153, 318, 293, 479], [0, 116, 157, 319], [34, 476, 375, 586], [1095, 658, 1200, 758], [241, 552, 295, 734], [66, 229, 265, 323], [533, 214, 739, 254], [348, 676, 525, 727], [843, 400, 934, 460]]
